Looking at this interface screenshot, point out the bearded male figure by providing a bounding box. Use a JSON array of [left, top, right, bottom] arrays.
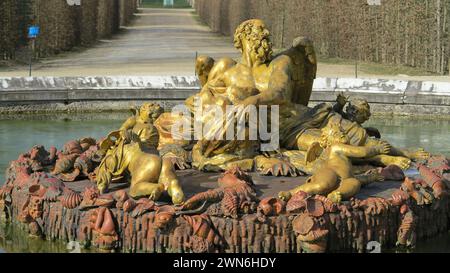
[[183, 19, 316, 174], [156, 19, 428, 176]]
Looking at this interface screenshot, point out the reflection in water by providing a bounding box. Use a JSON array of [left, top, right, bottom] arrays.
[[366, 117, 450, 157], [0, 222, 66, 253], [0, 113, 449, 253], [0, 222, 94, 253], [408, 232, 450, 253]]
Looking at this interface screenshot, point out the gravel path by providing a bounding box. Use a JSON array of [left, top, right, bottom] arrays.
[[0, 8, 239, 77]]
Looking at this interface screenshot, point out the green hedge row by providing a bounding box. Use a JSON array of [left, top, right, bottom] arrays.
[[194, 0, 450, 75], [0, 0, 138, 60]]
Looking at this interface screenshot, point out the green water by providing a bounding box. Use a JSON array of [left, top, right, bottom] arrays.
[[0, 222, 96, 253], [0, 113, 128, 183], [0, 113, 449, 253], [365, 117, 450, 157]]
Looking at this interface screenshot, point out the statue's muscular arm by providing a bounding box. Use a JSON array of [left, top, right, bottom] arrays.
[[203, 57, 236, 89], [240, 55, 293, 106], [185, 57, 235, 109], [119, 117, 137, 138]]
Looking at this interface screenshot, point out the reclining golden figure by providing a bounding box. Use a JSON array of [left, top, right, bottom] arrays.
[[178, 19, 321, 174], [279, 122, 389, 203]]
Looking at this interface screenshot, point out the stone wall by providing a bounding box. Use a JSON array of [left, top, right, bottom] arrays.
[[1, 76, 450, 116]]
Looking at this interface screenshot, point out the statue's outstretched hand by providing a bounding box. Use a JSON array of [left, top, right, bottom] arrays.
[[336, 92, 349, 106], [376, 140, 391, 155], [256, 157, 300, 177]]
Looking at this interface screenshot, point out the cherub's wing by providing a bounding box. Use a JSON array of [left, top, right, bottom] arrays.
[[305, 141, 323, 166], [195, 55, 215, 87]]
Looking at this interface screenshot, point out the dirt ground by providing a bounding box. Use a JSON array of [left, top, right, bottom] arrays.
[[1, 7, 449, 82]]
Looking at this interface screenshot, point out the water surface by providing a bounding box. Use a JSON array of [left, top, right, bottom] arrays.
[[366, 116, 450, 157], [1, 114, 449, 183], [0, 113, 127, 183]]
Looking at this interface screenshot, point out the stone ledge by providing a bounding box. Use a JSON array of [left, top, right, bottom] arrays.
[[1, 76, 450, 115]]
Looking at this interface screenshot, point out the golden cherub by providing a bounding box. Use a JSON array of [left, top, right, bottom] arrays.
[[279, 121, 389, 203]]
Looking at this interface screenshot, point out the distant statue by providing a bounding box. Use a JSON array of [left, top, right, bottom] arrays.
[[164, 0, 174, 7]]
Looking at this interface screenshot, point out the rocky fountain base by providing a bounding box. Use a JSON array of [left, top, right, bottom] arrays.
[[0, 142, 449, 253]]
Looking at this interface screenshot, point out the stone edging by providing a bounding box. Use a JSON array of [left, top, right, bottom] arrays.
[[1, 76, 450, 115]]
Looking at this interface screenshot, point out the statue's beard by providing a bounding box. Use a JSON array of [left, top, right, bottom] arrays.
[[249, 38, 273, 64]]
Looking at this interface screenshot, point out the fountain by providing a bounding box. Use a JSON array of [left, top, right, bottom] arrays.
[[0, 19, 449, 253]]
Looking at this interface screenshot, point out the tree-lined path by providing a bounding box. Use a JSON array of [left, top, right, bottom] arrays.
[[0, 7, 449, 82], [0, 8, 239, 77]]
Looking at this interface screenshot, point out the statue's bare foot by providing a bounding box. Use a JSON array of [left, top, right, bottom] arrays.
[[389, 156, 412, 170], [278, 191, 292, 201], [407, 148, 431, 161], [148, 189, 160, 201], [257, 158, 299, 177], [327, 191, 342, 204], [362, 170, 385, 183]]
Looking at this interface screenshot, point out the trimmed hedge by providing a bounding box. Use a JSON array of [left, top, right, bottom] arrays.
[[194, 0, 450, 75], [0, 0, 138, 60]]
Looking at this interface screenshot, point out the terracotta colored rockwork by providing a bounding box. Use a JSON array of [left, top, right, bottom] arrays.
[[52, 138, 100, 182], [182, 167, 258, 218], [1, 149, 450, 253], [60, 189, 83, 209]]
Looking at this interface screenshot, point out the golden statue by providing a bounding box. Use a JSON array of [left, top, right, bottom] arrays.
[[278, 122, 388, 203], [274, 36, 317, 106], [118, 103, 163, 149], [155, 19, 429, 176], [291, 96, 430, 171], [96, 103, 185, 205], [95, 19, 431, 205], [180, 19, 320, 174]]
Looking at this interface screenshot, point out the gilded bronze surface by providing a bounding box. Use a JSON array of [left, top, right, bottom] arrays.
[[278, 122, 388, 203], [96, 103, 184, 205], [94, 19, 430, 204]]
